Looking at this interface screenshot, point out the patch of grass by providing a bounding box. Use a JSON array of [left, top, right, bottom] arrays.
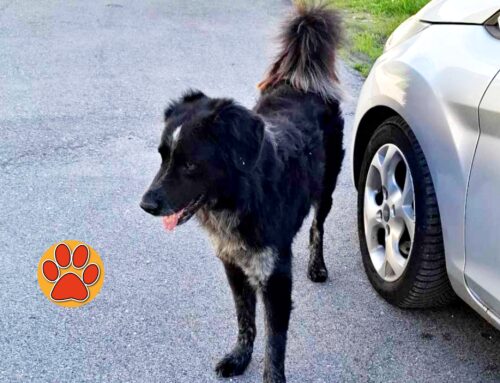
[[330, 0, 429, 16], [320, 0, 430, 76]]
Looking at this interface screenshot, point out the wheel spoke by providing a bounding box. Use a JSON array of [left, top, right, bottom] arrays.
[[371, 246, 386, 275], [364, 191, 380, 226], [402, 169, 413, 205], [382, 145, 398, 179], [372, 145, 398, 189], [390, 186, 403, 212], [390, 217, 405, 242], [395, 166, 415, 241], [401, 206, 415, 241], [379, 258, 390, 279], [385, 229, 406, 278], [371, 152, 386, 186]]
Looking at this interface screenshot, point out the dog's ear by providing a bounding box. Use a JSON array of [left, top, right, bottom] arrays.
[[164, 89, 207, 121], [181, 89, 206, 103], [164, 102, 177, 121], [212, 99, 265, 173]]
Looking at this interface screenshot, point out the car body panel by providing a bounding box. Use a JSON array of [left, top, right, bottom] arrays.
[[352, 23, 500, 329], [465, 71, 500, 318], [418, 0, 499, 24]]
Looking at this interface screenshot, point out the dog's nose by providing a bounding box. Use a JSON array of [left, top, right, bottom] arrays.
[[140, 198, 159, 215]]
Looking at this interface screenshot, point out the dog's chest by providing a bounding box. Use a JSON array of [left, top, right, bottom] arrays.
[[197, 209, 277, 287]]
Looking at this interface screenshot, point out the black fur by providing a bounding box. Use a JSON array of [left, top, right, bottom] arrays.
[[215, 262, 256, 377], [141, 4, 344, 383]]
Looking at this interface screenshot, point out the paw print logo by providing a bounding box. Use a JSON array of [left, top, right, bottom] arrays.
[[37, 240, 105, 307]]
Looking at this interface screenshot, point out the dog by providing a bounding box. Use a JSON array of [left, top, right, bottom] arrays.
[[140, 4, 344, 382]]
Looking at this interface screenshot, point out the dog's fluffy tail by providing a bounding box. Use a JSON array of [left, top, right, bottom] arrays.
[[258, 2, 343, 100]]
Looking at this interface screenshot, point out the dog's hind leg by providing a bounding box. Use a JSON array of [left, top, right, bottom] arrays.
[[262, 255, 292, 383], [308, 134, 344, 283], [308, 201, 331, 283], [215, 262, 256, 378]]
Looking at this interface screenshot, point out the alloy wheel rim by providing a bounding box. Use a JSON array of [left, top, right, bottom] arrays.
[[364, 144, 416, 282]]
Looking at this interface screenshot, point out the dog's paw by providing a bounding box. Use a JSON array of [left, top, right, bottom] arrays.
[[215, 348, 252, 378], [307, 264, 328, 283], [263, 369, 286, 383]]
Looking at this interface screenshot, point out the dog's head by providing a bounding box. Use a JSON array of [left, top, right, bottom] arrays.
[[140, 90, 264, 229]]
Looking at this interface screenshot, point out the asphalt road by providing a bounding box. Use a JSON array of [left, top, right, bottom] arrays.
[[1, 1, 499, 382]]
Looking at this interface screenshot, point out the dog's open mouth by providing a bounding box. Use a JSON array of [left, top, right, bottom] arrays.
[[162, 195, 204, 231]]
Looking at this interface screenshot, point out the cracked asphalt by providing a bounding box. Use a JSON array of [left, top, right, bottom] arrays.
[[0, 1, 499, 382]]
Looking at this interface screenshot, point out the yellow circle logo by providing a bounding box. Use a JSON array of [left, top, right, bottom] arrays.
[[37, 240, 105, 307]]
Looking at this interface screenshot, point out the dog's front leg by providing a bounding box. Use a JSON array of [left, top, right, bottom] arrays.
[[215, 261, 256, 378], [262, 255, 292, 383]]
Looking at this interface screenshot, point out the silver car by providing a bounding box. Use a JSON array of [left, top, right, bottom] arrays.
[[351, 0, 500, 329]]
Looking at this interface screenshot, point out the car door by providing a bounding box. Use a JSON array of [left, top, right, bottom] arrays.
[[465, 70, 500, 317]]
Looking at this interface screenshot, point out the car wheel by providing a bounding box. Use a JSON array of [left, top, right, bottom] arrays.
[[357, 116, 456, 308]]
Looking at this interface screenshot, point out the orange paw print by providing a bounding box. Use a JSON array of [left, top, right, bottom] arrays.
[[38, 241, 104, 307]]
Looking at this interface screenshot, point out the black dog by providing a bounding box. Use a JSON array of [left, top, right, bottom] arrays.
[[141, 4, 344, 382]]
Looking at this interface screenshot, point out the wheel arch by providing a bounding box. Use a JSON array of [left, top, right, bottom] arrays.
[[353, 106, 401, 189]]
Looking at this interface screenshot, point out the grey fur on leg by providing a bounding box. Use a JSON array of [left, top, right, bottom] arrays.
[[216, 262, 256, 378], [308, 217, 328, 283], [308, 202, 330, 283]]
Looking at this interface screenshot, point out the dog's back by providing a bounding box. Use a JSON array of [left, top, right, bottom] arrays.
[[254, 2, 345, 237]]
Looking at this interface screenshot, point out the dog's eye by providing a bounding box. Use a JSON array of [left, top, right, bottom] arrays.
[[183, 161, 198, 174]]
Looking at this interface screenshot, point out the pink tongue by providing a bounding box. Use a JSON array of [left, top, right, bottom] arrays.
[[162, 210, 184, 231]]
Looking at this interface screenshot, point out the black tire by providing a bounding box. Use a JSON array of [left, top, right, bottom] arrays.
[[357, 116, 456, 308]]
